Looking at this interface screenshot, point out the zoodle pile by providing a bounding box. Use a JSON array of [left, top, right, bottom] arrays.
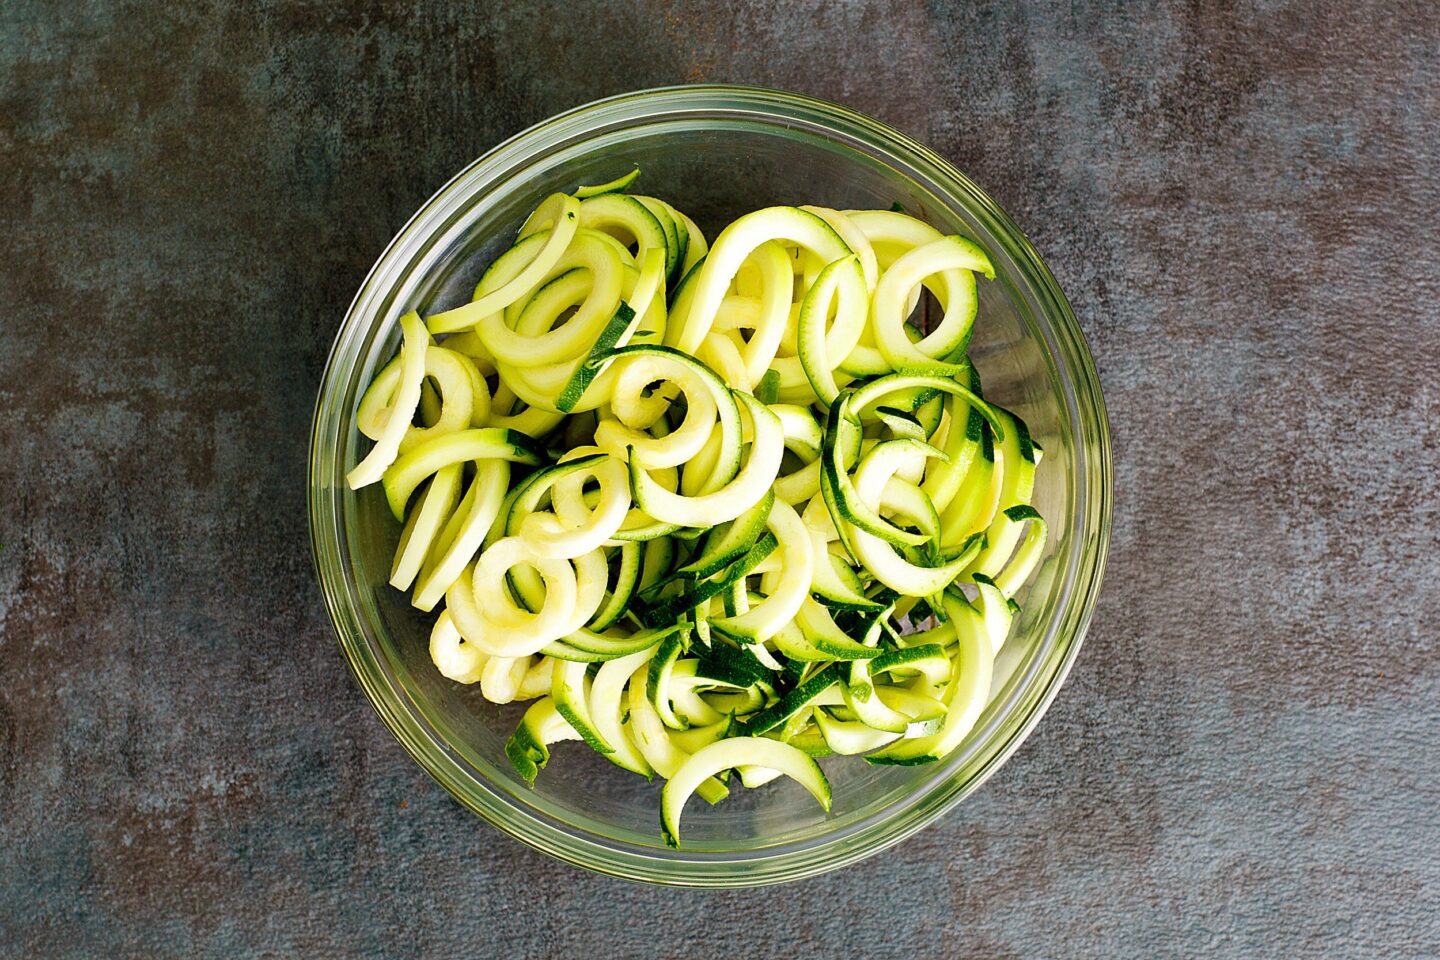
[[348, 169, 1047, 847]]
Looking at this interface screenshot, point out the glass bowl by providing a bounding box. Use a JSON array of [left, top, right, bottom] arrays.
[[308, 85, 1111, 886]]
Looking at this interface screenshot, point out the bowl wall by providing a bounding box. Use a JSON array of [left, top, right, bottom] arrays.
[[309, 86, 1110, 885]]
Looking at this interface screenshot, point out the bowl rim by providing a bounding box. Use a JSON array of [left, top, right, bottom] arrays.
[[308, 82, 1112, 886]]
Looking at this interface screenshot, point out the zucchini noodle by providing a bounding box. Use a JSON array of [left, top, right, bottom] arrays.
[[344, 170, 1049, 847]]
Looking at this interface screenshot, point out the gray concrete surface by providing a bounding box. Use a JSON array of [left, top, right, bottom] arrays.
[[2, 1, 1437, 957]]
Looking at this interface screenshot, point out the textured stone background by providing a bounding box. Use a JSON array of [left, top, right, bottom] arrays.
[[2, 1, 1437, 957]]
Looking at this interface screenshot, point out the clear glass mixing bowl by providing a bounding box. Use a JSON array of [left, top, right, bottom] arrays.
[[308, 85, 1111, 886]]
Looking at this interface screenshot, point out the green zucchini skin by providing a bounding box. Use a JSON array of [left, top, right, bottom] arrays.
[[346, 173, 1046, 847]]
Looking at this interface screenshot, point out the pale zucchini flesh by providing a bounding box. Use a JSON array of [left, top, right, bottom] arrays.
[[344, 171, 1049, 847]]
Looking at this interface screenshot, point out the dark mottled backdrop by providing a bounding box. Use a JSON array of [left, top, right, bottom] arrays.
[[1, 1, 1436, 957]]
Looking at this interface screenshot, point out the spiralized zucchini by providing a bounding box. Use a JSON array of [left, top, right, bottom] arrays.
[[346, 172, 1048, 847]]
